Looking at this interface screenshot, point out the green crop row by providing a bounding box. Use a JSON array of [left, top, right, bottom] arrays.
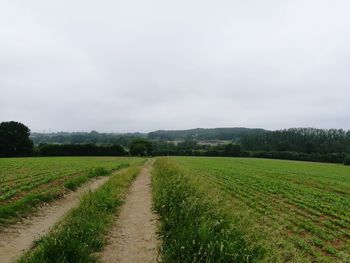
[[0, 157, 143, 225], [160, 157, 350, 263]]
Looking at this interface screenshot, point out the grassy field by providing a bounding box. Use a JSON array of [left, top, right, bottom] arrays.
[[0, 157, 142, 224], [153, 157, 350, 262]]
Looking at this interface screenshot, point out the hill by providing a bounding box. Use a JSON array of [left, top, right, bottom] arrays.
[[30, 127, 267, 145], [147, 127, 267, 141]]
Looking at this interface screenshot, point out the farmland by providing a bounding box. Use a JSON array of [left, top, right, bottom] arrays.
[[0, 157, 143, 224], [18, 165, 142, 263], [153, 157, 350, 262], [1, 156, 350, 262]]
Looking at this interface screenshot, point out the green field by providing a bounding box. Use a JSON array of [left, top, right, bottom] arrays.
[[153, 157, 350, 262], [1, 156, 350, 262], [0, 157, 143, 223]]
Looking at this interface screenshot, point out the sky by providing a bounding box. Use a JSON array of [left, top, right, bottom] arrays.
[[1, 0, 350, 133]]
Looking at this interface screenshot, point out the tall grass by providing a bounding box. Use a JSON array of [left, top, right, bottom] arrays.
[[19, 165, 141, 263], [152, 158, 264, 263]]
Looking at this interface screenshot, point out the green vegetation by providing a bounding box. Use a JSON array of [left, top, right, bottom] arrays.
[[30, 131, 146, 146], [30, 127, 264, 145], [148, 127, 266, 141], [0, 121, 34, 157], [154, 157, 350, 262], [241, 128, 350, 154], [0, 157, 141, 224], [27, 127, 350, 165], [129, 138, 153, 156], [19, 164, 142, 263], [152, 158, 263, 263], [63, 167, 112, 191]]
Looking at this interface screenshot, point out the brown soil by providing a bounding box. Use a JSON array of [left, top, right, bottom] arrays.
[[99, 162, 160, 263], [0, 176, 109, 263]]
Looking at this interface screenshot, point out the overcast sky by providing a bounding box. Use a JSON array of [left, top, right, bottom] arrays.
[[1, 0, 350, 133]]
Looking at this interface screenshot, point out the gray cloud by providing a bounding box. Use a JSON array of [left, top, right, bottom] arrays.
[[1, 0, 350, 132]]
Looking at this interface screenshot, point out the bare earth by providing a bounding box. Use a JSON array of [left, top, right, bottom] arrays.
[[0, 176, 109, 263], [99, 162, 159, 263]]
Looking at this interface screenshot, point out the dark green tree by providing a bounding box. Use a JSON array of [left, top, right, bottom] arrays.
[[129, 138, 153, 156], [0, 121, 34, 157], [223, 143, 241, 156]]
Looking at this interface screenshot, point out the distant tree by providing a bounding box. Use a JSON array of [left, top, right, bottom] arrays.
[[241, 128, 350, 155], [129, 138, 153, 156], [89, 130, 99, 144], [276, 142, 292, 152], [0, 121, 34, 157], [223, 143, 241, 156], [305, 141, 316, 153], [179, 140, 198, 149]]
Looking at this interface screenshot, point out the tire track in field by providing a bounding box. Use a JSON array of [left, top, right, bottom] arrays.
[[99, 162, 160, 263], [0, 176, 109, 263]]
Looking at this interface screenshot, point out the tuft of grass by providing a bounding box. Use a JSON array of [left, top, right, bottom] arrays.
[[19, 165, 141, 263], [152, 158, 264, 263]]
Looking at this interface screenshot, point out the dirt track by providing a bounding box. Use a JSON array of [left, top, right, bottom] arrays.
[[0, 176, 109, 263], [99, 162, 159, 263]]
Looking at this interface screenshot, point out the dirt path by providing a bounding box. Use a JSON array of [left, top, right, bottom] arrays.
[[0, 176, 109, 263], [99, 162, 159, 263]]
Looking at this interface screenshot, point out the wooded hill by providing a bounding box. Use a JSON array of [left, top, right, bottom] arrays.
[[148, 127, 266, 141], [31, 127, 266, 145]]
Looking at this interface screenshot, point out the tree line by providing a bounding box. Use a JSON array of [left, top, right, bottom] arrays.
[[237, 128, 350, 164], [31, 131, 145, 147], [240, 128, 350, 154], [151, 128, 350, 165], [0, 122, 152, 157], [1, 122, 350, 165]]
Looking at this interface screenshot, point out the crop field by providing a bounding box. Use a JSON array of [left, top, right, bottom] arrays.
[[153, 157, 350, 262], [0, 157, 142, 223], [1, 156, 349, 262]]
